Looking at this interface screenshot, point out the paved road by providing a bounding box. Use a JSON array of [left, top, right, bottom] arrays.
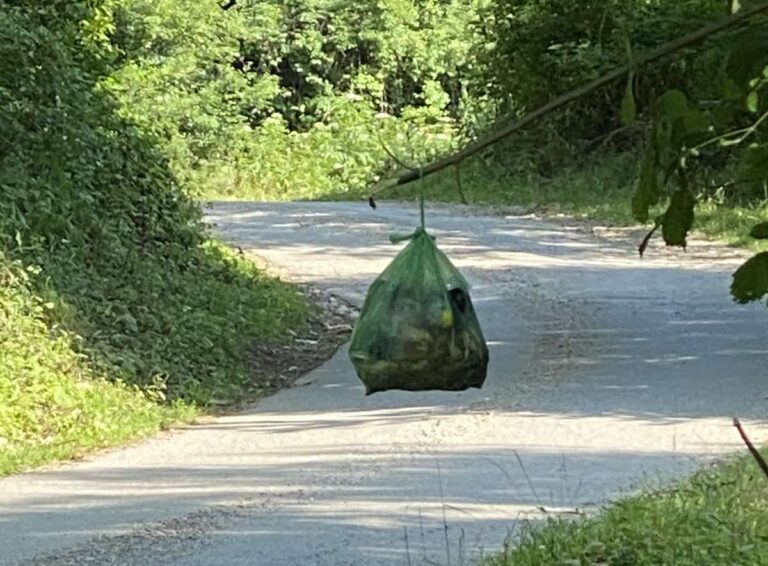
[[1, 202, 766, 566]]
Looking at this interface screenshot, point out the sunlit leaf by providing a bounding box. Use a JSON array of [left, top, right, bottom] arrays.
[[747, 90, 759, 113]]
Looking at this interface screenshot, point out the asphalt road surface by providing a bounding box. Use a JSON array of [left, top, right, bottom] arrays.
[[1, 202, 766, 566]]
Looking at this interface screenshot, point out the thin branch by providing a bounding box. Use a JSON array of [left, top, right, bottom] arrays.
[[377, 132, 419, 172], [691, 109, 768, 152], [584, 123, 640, 150], [388, 2, 768, 188], [734, 417, 768, 480], [719, 108, 768, 146]]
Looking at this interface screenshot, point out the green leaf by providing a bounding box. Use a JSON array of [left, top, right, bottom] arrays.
[[736, 146, 768, 180], [749, 222, 768, 239], [659, 90, 688, 120], [681, 110, 710, 135], [620, 77, 636, 126], [747, 90, 759, 113], [631, 150, 661, 223], [720, 77, 744, 102], [731, 252, 768, 303], [661, 188, 695, 248]]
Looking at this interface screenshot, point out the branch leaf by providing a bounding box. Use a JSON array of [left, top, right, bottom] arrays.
[[731, 252, 768, 303], [661, 188, 695, 248], [631, 150, 661, 223], [749, 221, 768, 239], [747, 90, 759, 113], [621, 76, 637, 125]]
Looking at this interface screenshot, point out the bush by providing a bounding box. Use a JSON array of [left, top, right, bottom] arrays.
[[0, 1, 307, 473], [477, 0, 727, 174], [0, 255, 191, 475], [101, 0, 485, 198]]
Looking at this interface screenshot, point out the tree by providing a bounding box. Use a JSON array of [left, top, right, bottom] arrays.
[[380, 3, 768, 307]]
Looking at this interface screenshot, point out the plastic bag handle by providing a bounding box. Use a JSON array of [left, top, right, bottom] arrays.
[[389, 167, 427, 244], [389, 227, 436, 244]]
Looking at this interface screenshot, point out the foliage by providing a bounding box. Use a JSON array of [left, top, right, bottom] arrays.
[[0, 1, 307, 473], [486, 452, 768, 566], [484, 0, 726, 118], [476, 0, 728, 174], [102, 0, 485, 199], [626, 11, 768, 303], [0, 256, 193, 476]]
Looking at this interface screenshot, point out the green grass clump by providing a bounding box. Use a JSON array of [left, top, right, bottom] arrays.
[[0, 242, 308, 477], [694, 201, 768, 249], [487, 455, 768, 566], [0, 259, 190, 475]]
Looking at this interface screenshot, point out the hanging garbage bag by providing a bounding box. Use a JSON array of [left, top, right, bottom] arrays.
[[349, 227, 489, 395]]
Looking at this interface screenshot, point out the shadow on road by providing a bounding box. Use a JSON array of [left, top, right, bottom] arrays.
[[2, 201, 766, 566]]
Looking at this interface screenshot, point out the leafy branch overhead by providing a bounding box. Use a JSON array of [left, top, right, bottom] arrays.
[[629, 17, 768, 304], [378, 3, 768, 307], [382, 2, 768, 188]]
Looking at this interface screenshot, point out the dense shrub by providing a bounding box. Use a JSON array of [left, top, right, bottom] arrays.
[[473, 0, 730, 174], [0, 1, 307, 473], [102, 0, 484, 198]]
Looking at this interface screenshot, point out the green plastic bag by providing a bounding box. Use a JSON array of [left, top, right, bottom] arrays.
[[349, 227, 489, 395]]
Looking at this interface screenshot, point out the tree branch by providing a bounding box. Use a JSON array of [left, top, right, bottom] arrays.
[[389, 2, 768, 188], [734, 417, 768, 480], [692, 108, 768, 152]]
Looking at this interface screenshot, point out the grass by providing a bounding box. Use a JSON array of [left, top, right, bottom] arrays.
[[695, 201, 768, 249], [0, 242, 308, 476], [485, 453, 768, 565], [0, 260, 185, 475]]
